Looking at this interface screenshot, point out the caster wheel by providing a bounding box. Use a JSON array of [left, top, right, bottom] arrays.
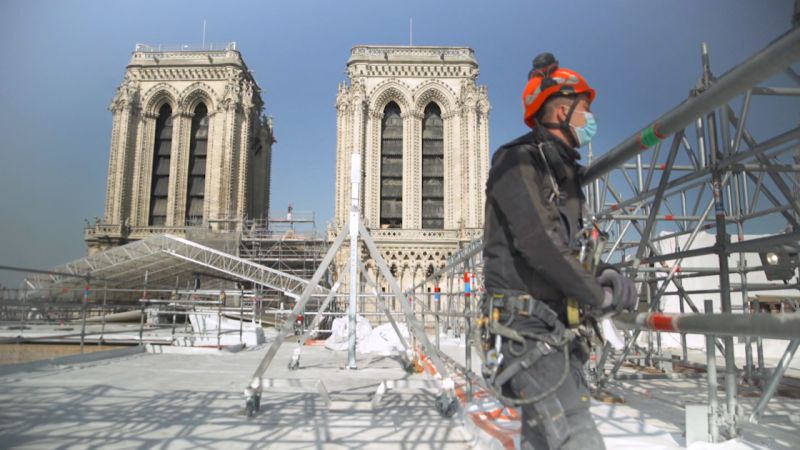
[[245, 394, 261, 417], [435, 394, 458, 418], [246, 398, 256, 418]]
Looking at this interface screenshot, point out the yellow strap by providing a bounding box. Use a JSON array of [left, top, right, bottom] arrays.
[[566, 297, 581, 328]]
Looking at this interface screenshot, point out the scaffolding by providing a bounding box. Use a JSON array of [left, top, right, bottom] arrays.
[[238, 211, 328, 281], [580, 27, 800, 438], [4, 210, 333, 348]]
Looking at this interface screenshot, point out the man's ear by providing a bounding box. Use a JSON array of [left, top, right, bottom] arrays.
[[555, 103, 568, 123]]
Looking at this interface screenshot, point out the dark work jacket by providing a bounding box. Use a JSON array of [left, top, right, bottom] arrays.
[[483, 128, 605, 317]]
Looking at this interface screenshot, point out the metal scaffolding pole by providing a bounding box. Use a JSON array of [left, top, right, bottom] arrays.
[[583, 26, 800, 184], [347, 154, 360, 369], [588, 125, 800, 223], [702, 42, 739, 428], [748, 339, 800, 424], [612, 312, 800, 340], [705, 300, 721, 442]]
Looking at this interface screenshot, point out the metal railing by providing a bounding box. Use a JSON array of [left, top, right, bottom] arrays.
[[134, 42, 238, 53]]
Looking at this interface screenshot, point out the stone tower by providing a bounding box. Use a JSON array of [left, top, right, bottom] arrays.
[[333, 45, 490, 291], [86, 43, 274, 254]]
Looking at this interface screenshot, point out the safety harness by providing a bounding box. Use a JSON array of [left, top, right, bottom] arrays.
[[479, 291, 577, 449], [479, 132, 607, 448], [532, 135, 609, 329]]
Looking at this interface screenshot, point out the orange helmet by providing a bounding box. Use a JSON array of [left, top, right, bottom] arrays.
[[522, 53, 595, 128]]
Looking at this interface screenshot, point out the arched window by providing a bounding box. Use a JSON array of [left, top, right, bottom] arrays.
[[185, 103, 208, 224], [421, 103, 444, 229], [380, 102, 403, 228], [149, 104, 172, 226]]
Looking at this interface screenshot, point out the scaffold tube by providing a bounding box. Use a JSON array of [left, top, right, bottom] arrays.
[[583, 26, 800, 184], [613, 312, 800, 340]]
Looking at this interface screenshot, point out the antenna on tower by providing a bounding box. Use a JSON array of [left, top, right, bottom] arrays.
[[409, 17, 413, 46], [202, 19, 207, 49]]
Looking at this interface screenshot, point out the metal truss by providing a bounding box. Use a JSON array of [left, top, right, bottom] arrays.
[[24, 234, 328, 300], [581, 24, 800, 438], [161, 235, 328, 299]]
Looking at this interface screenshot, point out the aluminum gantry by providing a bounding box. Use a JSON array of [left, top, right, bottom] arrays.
[[23, 234, 328, 300]]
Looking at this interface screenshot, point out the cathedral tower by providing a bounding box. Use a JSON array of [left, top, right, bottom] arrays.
[[86, 43, 273, 254], [333, 45, 490, 290]]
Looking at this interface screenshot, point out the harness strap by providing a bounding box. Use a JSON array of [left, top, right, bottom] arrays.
[[484, 290, 575, 392], [494, 339, 555, 387], [488, 291, 563, 332]]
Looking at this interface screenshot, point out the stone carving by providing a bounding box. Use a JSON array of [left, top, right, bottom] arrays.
[[110, 74, 140, 112], [220, 74, 241, 111], [242, 79, 255, 108], [336, 83, 350, 112]]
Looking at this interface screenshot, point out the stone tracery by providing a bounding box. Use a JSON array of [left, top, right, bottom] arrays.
[[179, 81, 217, 113], [141, 83, 181, 116]]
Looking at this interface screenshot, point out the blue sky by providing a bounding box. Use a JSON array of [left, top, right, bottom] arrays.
[[0, 0, 796, 287]]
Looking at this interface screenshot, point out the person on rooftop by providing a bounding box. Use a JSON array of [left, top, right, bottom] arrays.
[[481, 52, 637, 449]]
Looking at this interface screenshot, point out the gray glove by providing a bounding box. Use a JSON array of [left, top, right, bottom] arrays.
[[596, 269, 638, 313]]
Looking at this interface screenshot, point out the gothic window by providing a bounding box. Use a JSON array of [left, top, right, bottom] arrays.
[[380, 102, 403, 228], [421, 103, 444, 229], [149, 104, 172, 226], [185, 103, 208, 224]]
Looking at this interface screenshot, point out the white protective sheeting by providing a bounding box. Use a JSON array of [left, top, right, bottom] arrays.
[[359, 322, 410, 355], [324, 314, 373, 351], [188, 311, 266, 347], [324, 315, 410, 355]]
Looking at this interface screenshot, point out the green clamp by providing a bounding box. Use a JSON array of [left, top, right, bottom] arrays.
[[639, 124, 665, 149]]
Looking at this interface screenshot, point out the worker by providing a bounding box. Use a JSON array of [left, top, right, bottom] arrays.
[[482, 53, 637, 449]]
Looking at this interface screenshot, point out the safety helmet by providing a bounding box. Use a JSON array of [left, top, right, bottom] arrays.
[[522, 53, 595, 129]]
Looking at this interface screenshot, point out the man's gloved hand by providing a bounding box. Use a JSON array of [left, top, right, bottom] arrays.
[[595, 269, 638, 314]]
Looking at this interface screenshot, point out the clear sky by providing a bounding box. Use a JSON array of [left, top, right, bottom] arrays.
[[0, 0, 796, 288]]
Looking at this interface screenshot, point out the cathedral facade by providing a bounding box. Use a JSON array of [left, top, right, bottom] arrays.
[[333, 45, 490, 291], [85, 43, 273, 254]]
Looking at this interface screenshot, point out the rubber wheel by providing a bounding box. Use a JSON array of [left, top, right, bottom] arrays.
[[435, 394, 458, 418], [246, 398, 256, 418]]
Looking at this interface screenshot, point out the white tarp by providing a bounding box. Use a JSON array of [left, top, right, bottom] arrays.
[[324, 314, 373, 351], [187, 311, 266, 347], [324, 315, 410, 355], [359, 322, 410, 355]]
